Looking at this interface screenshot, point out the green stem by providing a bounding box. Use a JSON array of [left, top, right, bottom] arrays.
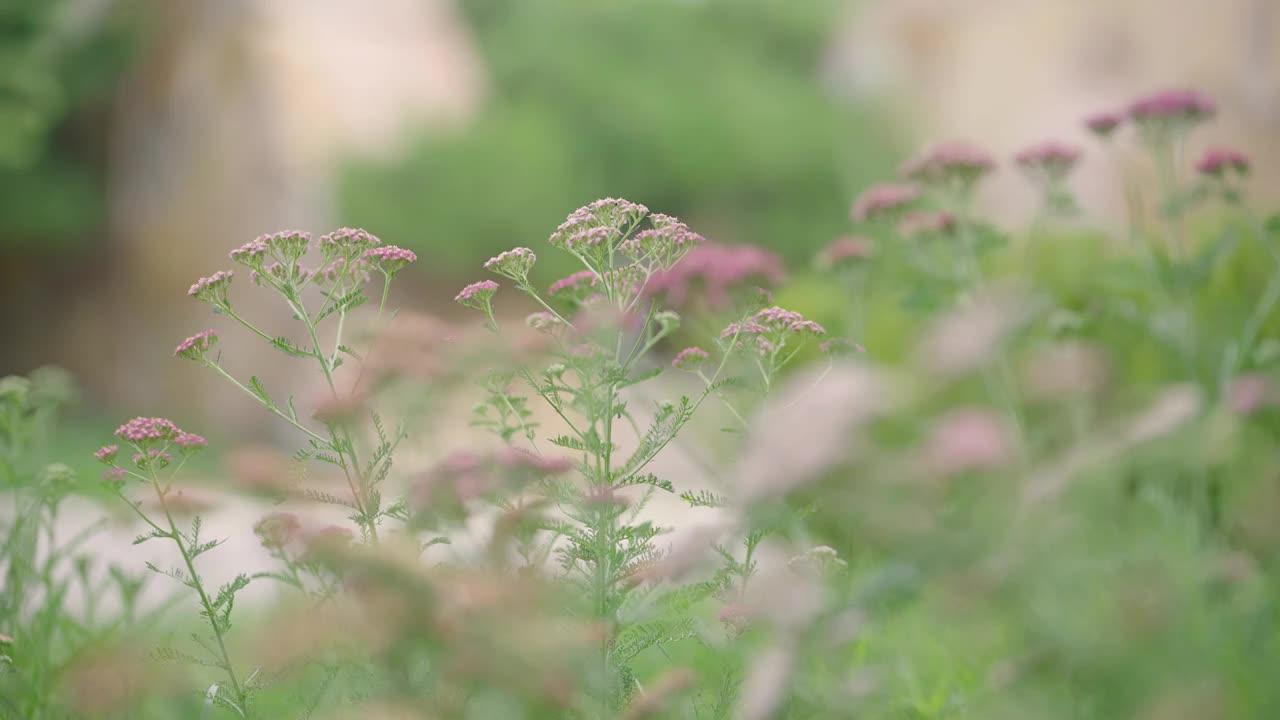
[[143, 463, 246, 714]]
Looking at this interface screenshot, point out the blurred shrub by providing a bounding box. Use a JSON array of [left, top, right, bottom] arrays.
[[340, 0, 898, 274], [0, 0, 144, 251]]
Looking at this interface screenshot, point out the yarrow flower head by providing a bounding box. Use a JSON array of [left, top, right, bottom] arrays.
[[173, 431, 208, 454], [1085, 111, 1123, 138], [94, 445, 119, 464], [1014, 141, 1082, 180], [483, 247, 537, 282], [619, 213, 705, 268], [897, 210, 956, 238], [851, 183, 920, 222], [900, 142, 996, 187], [672, 346, 710, 371], [258, 230, 311, 261], [1128, 89, 1215, 143], [254, 512, 302, 550], [455, 280, 499, 312], [548, 270, 599, 299], [721, 306, 825, 356], [817, 236, 874, 270], [548, 198, 649, 251], [174, 329, 218, 361], [645, 242, 785, 310], [319, 227, 381, 259], [1129, 89, 1215, 125], [364, 245, 417, 276], [228, 240, 269, 268], [102, 467, 127, 486], [114, 417, 179, 445], [1196, 147, 1249, 178], [188, 270, 233, 304]]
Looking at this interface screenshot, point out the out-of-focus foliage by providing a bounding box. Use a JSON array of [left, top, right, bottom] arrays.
[[0, 0, 143, 250], [341, 0, 898, 273]]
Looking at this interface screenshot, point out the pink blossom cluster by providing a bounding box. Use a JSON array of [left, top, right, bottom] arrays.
[[645, 241, 785, 309], [817, 236, 874, 269], [188, 270, 233, 301], [548, 198, 649, 249], [254, 512, 302, 550], [364, 245, 418, 274], [722, 306, 825, 355], [483, 247, 537, 280], [620, 213, 705, 259], [115, 417, 179, 443], [455, 279, 499, 307], [897, 211, 956, 238], [1084, 111, 1123, 137], [548, 270, 599, 297], [319, 227, 381, 256], [672, 346, 710, 371], [900, 142, 996, 185], [259, 229, 311, 256], [229, 239, 269, 266], [1129, 89, 1215, 125], [1014, 141, 1082, 178], [174, 329, 218, 360], [94, 445, 119, 463], [851, 183, 920, 222], [1197, 147, 1249, 177], [174, 431, 208, 449]]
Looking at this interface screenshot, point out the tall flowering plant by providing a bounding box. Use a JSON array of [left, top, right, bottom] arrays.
[[453, 198, 828, 709], [185, 228, 418, 542]]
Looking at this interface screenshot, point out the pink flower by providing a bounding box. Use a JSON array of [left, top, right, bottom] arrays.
[[900, 142, 996, 185], [1014, 141, 1082, 178], [254, 512, 302, 550], [258, 230, 312, 256], [174, 329, 219, 360], [619, 213, 705, 258], [897, 211, 956, 238], [1230, 374, 1273, 416], [817, 236, 874, 269], [1129, 89, 1215, 125], [1084, 111, 1123, 137], [101, 467, 127, 484], [548, 198, 650, 249], [672, 346, 710, 371], [319, 227, 380, 257], [645, 242, 785, 310], [1196, 147, 1249, 177], [363, 245, 418, 274], [228, 240, 269, 267], [188, 270, 233, 302], [722, 307, 825, 356], [114, 417, 179, 444], [851, 183, 919, 222], [483, 247, 537, 280], [455, 280, 499, 309], [94, 445, 119, 464], [548, 270, 599, 297], [174, 432, 208, 450], [926, 408, 1012, 475]]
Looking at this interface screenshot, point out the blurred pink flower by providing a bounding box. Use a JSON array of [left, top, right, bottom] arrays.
[[926, 408, 1012, 474], [851, 183, 919, 222]]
